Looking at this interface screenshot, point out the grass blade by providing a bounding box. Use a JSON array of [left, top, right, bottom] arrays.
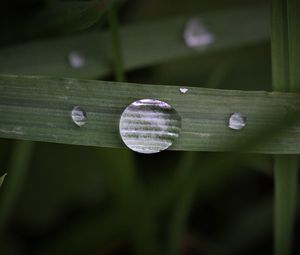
[[26, 1, 108, 35], [0, 140, 34, 234], [287, 1, 300, 94], [271, 0, 300, 254], [108, 6, 125, 82], [0, 5, 270, 78], [0, 75, 300, 153], [2, 0, 120, 43], [0, 174, 7, 188], [274, 156, 298, 255], [165, 154, 198, 255]]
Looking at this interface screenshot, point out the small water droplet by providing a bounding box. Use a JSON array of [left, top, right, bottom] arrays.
[[228, 112, 246, 130], [183, 18, 215, 49], [71, 106, 87, 127], [119, 99, 182, 154], [68, 51, 86, 69], [180, 87, 189, 94]]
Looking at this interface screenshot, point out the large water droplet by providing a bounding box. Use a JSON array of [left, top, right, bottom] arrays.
[[228, 112, 246, 130], [68, 51, 86, 69], [71, 106, 87, 127], [183, 18, 215, 49], [179, 87, 189, 94], [119, 99, 182, 154]]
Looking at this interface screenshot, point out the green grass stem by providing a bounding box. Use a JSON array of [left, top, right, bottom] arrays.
[[271, 0, 300, 254], [0, 140, 34, 234], [108, 6, 125, 82]]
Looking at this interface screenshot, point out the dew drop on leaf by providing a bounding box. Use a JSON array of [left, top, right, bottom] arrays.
[[179, 87, 189, 94], [228, 112, 247, 130], [183, 18, 215, 49], [71, 106, 87, 127], [119, 99, 182, 154], [68, 51, 86, 69]]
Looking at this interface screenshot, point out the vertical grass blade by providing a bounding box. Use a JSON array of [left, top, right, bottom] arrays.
[[108, 6, 125, 82], [0, 141, 34, 234], [106, 3, 137, 208], [287, 0, 300, 93], [271, 0, 289, 92], [271, 0, 300, 254], [0, 174, 7, 188], [274, 156, 298, 255], [107, 7, 160, 255]]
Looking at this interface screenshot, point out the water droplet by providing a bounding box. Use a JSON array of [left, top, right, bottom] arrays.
[[228, 112, 246, 130], [71, 106, 87, 127], [119, 99, 182, 154], [68, 51, 86, 69], [183, 18, 215, 49], [179, 87, 189, 94]]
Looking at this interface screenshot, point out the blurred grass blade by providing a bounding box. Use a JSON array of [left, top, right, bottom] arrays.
[[36, 115, 298, 255], [0, 173, 7, 188], [36, 210, 128, 255], [165, 50, 254, 253], [286, 0, 300, 94], [35, 147, 139, 255], [271, 0, 300, 254], [23, 0, 115, 37], [0, 141, 34, 234], [106, 4, 139, 212], [271, 0, 289, 92], [108, 6, 125, 82], [166, 154, 198, 255], [1, 75, 300, 153], [98, 149, 139, 208], [0, 4, 270, 78], [165, 57, 239, 255], [274, 156, 298, 255]]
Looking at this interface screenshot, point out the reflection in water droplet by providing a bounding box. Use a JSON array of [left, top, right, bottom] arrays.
[[228, 112, 246, 130], [68, 51, 86, 69], [183, 18, 215, 49], [71, 106, 87, 127], [119, 99, 182, 154], [180, 87, 189, 94]]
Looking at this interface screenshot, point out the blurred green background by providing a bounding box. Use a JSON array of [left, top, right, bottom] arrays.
[[0, 0, 298, 254]]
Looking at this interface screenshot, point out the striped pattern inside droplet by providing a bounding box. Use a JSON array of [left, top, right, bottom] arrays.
[[119, 99, 182, 154]]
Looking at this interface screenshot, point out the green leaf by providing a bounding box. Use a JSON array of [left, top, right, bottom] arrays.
[[165, 153, 198, 255], [108, 6, 125, 82], [0, 173, 7, 188], [0, 75, 300, 153], [271, 0, 300, 254], [0, 141, 34, 234], [24, 0, 114, 37], [274, 156, 298, 255], [0, 4, 270, 78]]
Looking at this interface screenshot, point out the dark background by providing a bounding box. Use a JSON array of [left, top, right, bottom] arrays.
[[1, 0, 298, 254]]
